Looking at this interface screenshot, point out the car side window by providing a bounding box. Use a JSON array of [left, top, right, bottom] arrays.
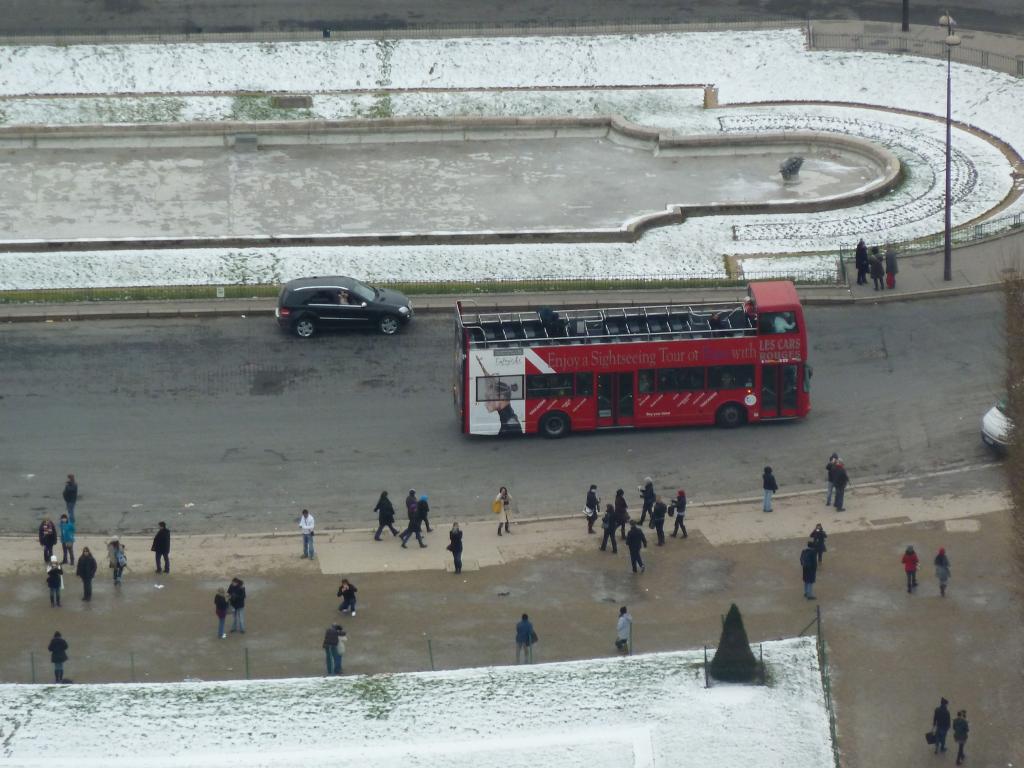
[[305, 291, 336, 305]]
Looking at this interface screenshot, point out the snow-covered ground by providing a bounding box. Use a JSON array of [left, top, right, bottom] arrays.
[[0, 29, 1020, 289], [0, 637, 833, 768]]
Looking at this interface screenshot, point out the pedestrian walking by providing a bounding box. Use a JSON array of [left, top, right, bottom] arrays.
[[417, 494, 433, 533], [902, 545, 919, 593], [625, 521, 648, 574], [614, 489, 629, 539], [934, 547, 951, 597], [651, 496, 667, 545], [48, 631, 69, 683], [762, 467, 778, 512], [299, 509, 315, 559], [884, 244, 898, 289], [448, 522, 464, 574], [59, 514, 75, 565], [515, 613, 537, 664], [854, 238, 869, 285], [228, 577, 246, 633], [76, 547, 96, 601], [637, 477, 655, 525], [615, 606, 632, 654], [932, 697, 951, 754], [46, 556, 64, 607], [62, 474, 78, 522], [151, 521, 170, 573], [831, 459, 849, 511], [405, 489, 418, 525], [323, 624, 345, 675], [810, 524, 828, 566], [38, 518, 58, 564], [373, 491, 399, 540], [869, 246, 885, 290], [952, 710, 969, 765], [599, 504, 618, 554], [214, 588, 228, 638], [494, 486, 511, 535], [800, 541, 818, 599], [337, 578, 358, 616], [584, 484, 600, 534], [824, 452, 839, 506], [400, 500, 427, 548], [670, 489, 688, 538], [107, 538, 127, 586]]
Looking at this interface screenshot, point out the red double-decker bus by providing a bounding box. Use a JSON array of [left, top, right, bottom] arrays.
[[453, 281, 811, 437]]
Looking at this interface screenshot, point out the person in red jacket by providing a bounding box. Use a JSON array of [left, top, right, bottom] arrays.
[[902, 545, 919, 593]]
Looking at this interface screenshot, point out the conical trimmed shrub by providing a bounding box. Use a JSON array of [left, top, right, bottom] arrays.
[[710, 604, 759, 683]]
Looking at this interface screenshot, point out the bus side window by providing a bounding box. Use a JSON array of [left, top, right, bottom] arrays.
[[658, 367, 706, 391], [709, 365, 754, 389], [526, 373, 573, 398], [576, 372, 594, 397], [638, 369, 655, 394]]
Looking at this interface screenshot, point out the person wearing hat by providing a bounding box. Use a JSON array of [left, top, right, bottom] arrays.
[[934, 547, 951, 597], [46, 555, 64, 607], [670, 490, 688, 538], [416, 494, 432, 533], [400, 499, 427, 549]]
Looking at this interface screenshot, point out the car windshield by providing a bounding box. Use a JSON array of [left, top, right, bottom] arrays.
[[348, 280, 376, 303]]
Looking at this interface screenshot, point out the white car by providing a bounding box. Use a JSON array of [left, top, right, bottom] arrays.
[[981, 398, 1012, 452]]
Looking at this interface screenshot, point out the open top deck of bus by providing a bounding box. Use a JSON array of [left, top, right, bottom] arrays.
[[456, 282, 799, 349]]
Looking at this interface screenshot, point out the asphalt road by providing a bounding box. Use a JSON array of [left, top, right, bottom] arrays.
[[0, 293, 1004, 535], [0, 0, 1021, 36]]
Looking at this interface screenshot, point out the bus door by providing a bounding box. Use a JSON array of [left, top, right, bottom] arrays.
[[760, 364, 801, 418], [597, 372, 635, 427]]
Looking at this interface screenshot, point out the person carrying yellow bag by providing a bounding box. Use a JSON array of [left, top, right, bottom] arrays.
[[494, 486, 511, 536]]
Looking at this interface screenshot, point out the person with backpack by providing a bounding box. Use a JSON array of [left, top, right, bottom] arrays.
[[151, 521, 171, 574], [228, 577, 246, 633], [584, 484, 599, 534], [599, 504, 618, 554], [670, 489, 688, 538], [800, 541, 818, 599], [76, 546, 97, 602], [48, 631, 69, 683], [214, 588, 229, 639], [373, 491, 398, 540], [107, 538, 127, 586], [46, 556, 64, 607], [59, 514, 75, 566], [417, 494, 433, 534], [337, 578, 357, 616], [762, 467, 778, 512], [902, 545, 919, 593]]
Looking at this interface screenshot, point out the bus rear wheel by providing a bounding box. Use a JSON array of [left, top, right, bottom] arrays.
[[715, 403, 746, 429], [539, 412, 570, 439]]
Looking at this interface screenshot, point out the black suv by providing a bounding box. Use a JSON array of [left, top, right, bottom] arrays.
[[275, 277, 414, 338]]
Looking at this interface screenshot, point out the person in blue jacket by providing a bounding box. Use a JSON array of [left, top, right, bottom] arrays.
[[515, 613, 536, 664]]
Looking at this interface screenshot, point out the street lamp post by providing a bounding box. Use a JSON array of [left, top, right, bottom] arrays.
[[940, 12, 961, 282]]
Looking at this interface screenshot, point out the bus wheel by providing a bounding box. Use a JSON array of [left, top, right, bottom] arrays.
[[715, 403, 746, 428], [539, 412, 570, 439]]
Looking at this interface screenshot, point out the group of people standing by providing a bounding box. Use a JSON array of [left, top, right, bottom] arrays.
[[590, 481, 688, 574], [853, 239, 899, 291]]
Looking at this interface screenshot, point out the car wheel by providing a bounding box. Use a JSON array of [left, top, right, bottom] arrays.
[[293, 316, 317, 339], [379, 315, 401, 335], [539, 411, 570, 439], [715, 403, 746, 428]]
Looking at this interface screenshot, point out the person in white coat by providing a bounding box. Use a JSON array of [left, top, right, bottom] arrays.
[[299, 509, 315, 559], [615, 606, 632, 654]]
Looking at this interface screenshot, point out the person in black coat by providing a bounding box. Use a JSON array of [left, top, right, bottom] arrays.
[[599, 504, 618, 554], [227, 577, 246, 634], [48, 631, 69, 682], [651, 496, 668, 545], [416, 495, 433, 533], [448, 522, 464, 574], [762, 467, 778, 512], [46, 558, 63, 607], [38, 519, 58, 564], [151, 521, 171, 573], [670, 489, 688, 538], [809, 524, 828, 566], [400, 503, 427, 548], [585, 485, 599, 534], [868, 246, 885, 290], [625, 521, 648, 573], [800, 541, 818, 599], [854, 238, 869, 285], [613, 489, 629, 540], [831, 461, 849, 511], [76, 547, 97, 601], [932, 698, 952, 754], [637, 478, 655, 525], [373, 491, 398, 540]]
